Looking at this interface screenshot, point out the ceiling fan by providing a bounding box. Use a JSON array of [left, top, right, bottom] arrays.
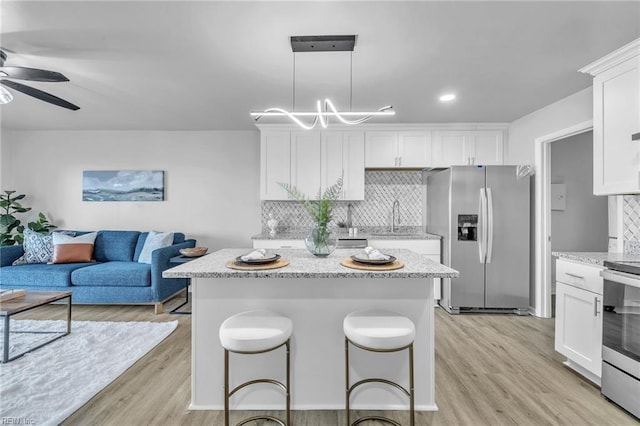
[[0, 49, 80, 110]]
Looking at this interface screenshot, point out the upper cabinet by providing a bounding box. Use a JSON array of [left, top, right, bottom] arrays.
[[260, 129, 365, 200], [321, 131, 365, 200], [260, 131, 291, 200], [291, 131, 322, 199], [432, 130, 504, 166], [365, 131, 432, 168], [580, 38, 640, 195]]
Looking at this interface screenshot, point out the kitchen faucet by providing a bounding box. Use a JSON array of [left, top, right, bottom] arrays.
[[391, 200, 400, 232]]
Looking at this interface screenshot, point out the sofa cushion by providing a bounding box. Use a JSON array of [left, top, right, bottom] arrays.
[[138, 231, 174, 264], [134, 232, 185, 261], [93, 231, 140, 262], [71, 261, 151, 287], [52, 232, 97, 264], [12, 229, 53, 265], [1, 263, 93, 287]]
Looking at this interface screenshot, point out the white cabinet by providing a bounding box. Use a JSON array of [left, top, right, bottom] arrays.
[[368, 238, 442, 300], [321, 131, 365, 200], [291, 132, 322, 199], [432, 130, 504, 166], [365, 131, 432, 168], [260, 130, 365, 200], [580, 38, 640, 195], [554, 259, 604, 384], [260, 131, 290, 200], [253, 239, 306, 249]]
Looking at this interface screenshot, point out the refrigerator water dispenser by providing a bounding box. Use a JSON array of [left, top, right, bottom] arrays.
[[457, 214, 477, 241]]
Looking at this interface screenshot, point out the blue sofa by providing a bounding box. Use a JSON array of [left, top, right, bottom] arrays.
[[0, 230, 196, 313]]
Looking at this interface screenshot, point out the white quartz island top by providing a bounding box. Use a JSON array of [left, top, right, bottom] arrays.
[[163, 248, 458, 279], [166, 248, 458, 413]]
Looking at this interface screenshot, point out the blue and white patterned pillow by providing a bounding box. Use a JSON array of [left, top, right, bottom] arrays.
[[12, 229, 54, 265]]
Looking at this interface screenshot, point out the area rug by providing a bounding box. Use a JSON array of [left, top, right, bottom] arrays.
[[0, 319, 178, 426]]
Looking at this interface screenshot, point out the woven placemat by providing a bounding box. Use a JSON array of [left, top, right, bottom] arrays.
[[226, 258, 290, 271], [340, 257, 405, 271]]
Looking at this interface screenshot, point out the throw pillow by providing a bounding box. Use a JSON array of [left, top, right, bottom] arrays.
[[51, 232, 97, 264], [138, 231, 174, 264], [12, 229, 54, 265]]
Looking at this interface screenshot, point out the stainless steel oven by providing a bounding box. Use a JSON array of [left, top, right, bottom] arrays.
[[601, 261, 640, 419]]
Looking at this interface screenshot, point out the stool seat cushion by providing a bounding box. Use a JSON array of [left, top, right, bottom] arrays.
[[344, 309, 415, 350], [219, 310, 292, 352]]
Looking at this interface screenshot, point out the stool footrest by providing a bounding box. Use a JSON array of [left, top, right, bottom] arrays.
[[351, 415, 402, 426], [348, 377, 410, 398], [230, 378, 287, 397], [237, 415, 286, 426]]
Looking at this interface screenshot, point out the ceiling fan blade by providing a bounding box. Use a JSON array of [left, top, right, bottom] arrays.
[[1, 80, 79, 110], [0, 66, 69, 82]]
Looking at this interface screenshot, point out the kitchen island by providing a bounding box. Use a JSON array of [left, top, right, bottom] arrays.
[[164, 248, 458, 412]]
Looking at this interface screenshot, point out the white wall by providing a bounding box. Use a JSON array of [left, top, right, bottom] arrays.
[[0, 129, 12, 191], [3, 130, 261, 250], [508, 87, 593, 165]]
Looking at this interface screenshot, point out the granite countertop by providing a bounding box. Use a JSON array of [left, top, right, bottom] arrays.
[[552, 251, 640, 266], [252, 231, 442, 240], [163, 248, 458, 279]]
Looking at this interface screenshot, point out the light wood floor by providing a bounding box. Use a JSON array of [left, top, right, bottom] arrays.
[[17, 297, 638, 426]]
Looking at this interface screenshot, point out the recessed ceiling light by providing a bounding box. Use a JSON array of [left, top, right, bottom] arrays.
[[439, 93, 456, 102]]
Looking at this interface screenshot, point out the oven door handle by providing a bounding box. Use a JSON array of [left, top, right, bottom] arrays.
[[601, 269, 640, 288]]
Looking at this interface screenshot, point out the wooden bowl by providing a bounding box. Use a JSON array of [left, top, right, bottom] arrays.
[[180, 247, 208, 257]]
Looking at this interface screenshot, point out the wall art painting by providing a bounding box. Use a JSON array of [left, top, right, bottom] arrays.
[[83, 170, 165, 201]]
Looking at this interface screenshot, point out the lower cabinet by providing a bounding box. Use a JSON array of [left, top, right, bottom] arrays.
[[253, 239, 305, 249], [554, 259, 603, 384]]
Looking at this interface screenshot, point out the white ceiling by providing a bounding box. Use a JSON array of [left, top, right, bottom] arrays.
[[0, 1, 638, 131]]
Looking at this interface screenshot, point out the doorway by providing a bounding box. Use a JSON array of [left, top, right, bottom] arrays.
[[548, 131, 609, 313], [534, 121, 591, 318]]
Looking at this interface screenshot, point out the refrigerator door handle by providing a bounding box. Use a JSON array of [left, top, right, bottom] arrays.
[[479, 188, 487, 263], [486, 187, 494, 263]]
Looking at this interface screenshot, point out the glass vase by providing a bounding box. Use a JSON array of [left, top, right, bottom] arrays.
[[305, 223, 337, 257]]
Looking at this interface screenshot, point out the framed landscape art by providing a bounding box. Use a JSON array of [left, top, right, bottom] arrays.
[[82, 170, 165, 201]]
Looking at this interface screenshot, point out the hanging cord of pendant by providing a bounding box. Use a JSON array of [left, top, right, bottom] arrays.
[[350, 51, 353, 112]]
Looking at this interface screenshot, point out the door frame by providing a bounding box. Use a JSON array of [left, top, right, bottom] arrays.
[[534, 120, 593, 318]]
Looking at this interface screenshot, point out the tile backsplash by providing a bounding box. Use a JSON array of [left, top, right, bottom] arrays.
[[623, 195, 640, 253], [261, 170, 423, 233]]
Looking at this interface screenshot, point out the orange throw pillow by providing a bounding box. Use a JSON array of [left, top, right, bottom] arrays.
[[51, 232, 97, 264]]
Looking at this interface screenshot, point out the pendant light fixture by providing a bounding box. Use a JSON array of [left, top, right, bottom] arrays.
[[0, 85, 13, 104], [251, 35, 394, 130]]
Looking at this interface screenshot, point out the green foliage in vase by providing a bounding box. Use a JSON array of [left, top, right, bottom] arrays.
[[278, 177, 343, 227], [0, 190, 57, 246]]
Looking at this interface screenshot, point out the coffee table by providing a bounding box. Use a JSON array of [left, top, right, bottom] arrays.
[[0, 291, 72, 363]]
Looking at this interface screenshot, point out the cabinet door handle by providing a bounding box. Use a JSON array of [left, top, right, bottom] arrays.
[[632, 132, 640, 141], [565, 272, 584, 280], [398, 157, 402, 166], [594, 297, 600, 316]]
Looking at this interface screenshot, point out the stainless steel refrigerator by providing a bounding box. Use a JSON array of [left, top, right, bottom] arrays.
[[426, 166, 530, 314]]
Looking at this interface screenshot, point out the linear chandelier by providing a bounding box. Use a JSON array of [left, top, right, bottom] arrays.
[[251, 35, 394, 130]]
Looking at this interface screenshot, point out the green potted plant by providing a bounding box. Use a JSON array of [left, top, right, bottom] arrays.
[[279, 177, 343, 257], [0, 190, 56, 246]]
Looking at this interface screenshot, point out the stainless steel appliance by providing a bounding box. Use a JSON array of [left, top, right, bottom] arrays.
[[426, 166, 530, 314], [601, 261, 640, 419]]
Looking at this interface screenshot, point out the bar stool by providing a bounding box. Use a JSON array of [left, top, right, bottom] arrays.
[[343, 309, 416, 426], [219, 310, 292, 426]]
